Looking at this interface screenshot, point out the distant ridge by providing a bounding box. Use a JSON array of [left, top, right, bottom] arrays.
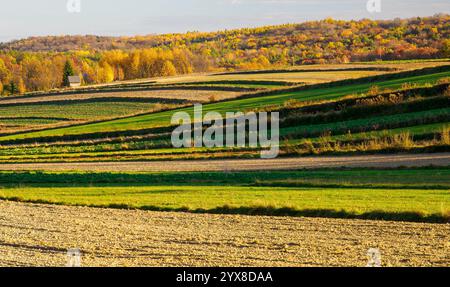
[[1, 14, 449, 52]]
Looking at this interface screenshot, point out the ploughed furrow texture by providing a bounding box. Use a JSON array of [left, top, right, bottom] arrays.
[[0, 200, 448, 267]]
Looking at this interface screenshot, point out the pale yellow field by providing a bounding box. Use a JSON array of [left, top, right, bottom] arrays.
[[129, 61, 450, 85], [155, 71, 381, 84]]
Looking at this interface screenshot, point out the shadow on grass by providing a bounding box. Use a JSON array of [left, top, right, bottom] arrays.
[[1, 170, 450, 190], [254, 181, 450, 190], [1, 196, 447, 224], [200, 205, 449, 224]]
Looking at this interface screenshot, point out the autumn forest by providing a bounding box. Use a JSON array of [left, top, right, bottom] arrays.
[[0, 14, 449, 94]]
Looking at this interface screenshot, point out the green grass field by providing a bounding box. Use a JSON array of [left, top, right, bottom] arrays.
[[2, 169, 448, 186], [0, 169, 448, 223], [280, 108, 450, 137]]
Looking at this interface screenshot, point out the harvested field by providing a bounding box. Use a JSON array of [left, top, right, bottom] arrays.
[[1, 153, 448, 172], [0, 200, 447, 267], [157, 71, 383, 84], [154, 62, 450, 85]]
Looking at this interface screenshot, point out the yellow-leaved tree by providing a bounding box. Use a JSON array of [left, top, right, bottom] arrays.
[[97, 61, 115, 83], [158, 60, 177, 77]]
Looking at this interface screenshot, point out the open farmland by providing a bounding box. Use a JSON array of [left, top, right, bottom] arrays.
[[0, 65, 448, 164], [1, 65, 448, 142], [0, 64, 449, 168], [1, 61, 450, 267], [0, 9, 449, 268], [4, 66, 391, 135]]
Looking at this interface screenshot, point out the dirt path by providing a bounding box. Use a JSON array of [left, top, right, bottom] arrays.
[[0, 200, 448, 267], [1, 153, 449, 172]]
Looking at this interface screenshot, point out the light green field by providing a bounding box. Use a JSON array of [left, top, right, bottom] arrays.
[[0, 169, 448, 222], [0, 185, 446, 215]]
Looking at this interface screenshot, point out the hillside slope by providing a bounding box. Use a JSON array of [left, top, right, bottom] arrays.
[[0, 15, 449, 94]]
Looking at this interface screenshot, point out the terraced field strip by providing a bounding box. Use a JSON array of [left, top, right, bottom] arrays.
[[2, 169, 448, 187], [280, 108, 450, 137], [0, 120, 446, 160], [1, 168, 447, 184], [0, 168, 448, 222], [0, 89, 243, 105], [158, 70, 383, 84], [3, 68, 448, 142], [289, 122, 450, 144], [0, 153, 448, 171], [0, 102, 161, 121], [167, 80, 297, 88], [1, 201, 448, 266], [0, 147, 236, 161], [1, 185, 448, 222], [0, 118, 65, 127], [0, 150, 259, 163]]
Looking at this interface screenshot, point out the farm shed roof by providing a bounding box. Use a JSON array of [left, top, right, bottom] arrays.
[[68, 76, 81, 83]]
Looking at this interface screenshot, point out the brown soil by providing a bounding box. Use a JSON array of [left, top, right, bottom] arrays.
[[0, 200, 448, 267]]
